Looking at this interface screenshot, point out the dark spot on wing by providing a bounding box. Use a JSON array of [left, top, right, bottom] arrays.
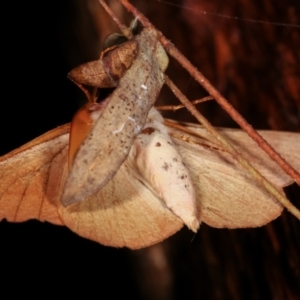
[[162, 162, 169, 171], [142, 127, 155, 135]]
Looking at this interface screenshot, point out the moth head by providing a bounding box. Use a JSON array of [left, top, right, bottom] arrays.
[[103, 17, 140, 51], [68, 19, 140, 89]]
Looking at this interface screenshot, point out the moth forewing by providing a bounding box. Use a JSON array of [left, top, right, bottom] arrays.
[[167, 123, 300, 228], [0, 125, 70, 225], [166, 122, 300, 188], [0, 122, 184, 249], [62, 28, 169, 206]]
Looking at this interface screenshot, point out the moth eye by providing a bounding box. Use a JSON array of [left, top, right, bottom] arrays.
[[103, 33, 128, 51], [102, 18, 140, 51]]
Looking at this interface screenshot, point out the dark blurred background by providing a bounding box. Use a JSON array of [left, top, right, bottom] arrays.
[[1, 0, 299, 299]]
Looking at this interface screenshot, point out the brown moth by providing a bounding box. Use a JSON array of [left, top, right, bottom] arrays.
[[0, 111, 299, 248], [62, 27, 169, 206], [1, 18, 299, 249]]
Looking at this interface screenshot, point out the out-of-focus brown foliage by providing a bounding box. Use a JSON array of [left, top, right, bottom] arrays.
[[1, 0, 299, 299], [181, 0, 300, 132]]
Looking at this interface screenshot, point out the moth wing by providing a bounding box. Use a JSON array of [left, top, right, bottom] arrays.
[[0, 125, 182, 249], [170, 123, 300, 187], [168, 124, 300, 228], [0, 125, 69, 225], [203, 126, 300, 187]]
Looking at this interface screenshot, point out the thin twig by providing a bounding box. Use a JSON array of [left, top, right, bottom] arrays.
[[117, 0, 300, 187], [156, 96, 214, 111], [99, 0, 133, 39]]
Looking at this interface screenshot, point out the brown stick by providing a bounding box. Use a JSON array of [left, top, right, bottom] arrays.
[[99, 0, 133, 39], [116, 0, 300, 187]]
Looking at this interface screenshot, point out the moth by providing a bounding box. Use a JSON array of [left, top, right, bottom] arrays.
[[0, 105, 299, 248], [1, 21, 300, 249]]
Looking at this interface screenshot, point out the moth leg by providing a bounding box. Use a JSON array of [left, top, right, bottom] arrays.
[[72, 80, 99, 104]]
